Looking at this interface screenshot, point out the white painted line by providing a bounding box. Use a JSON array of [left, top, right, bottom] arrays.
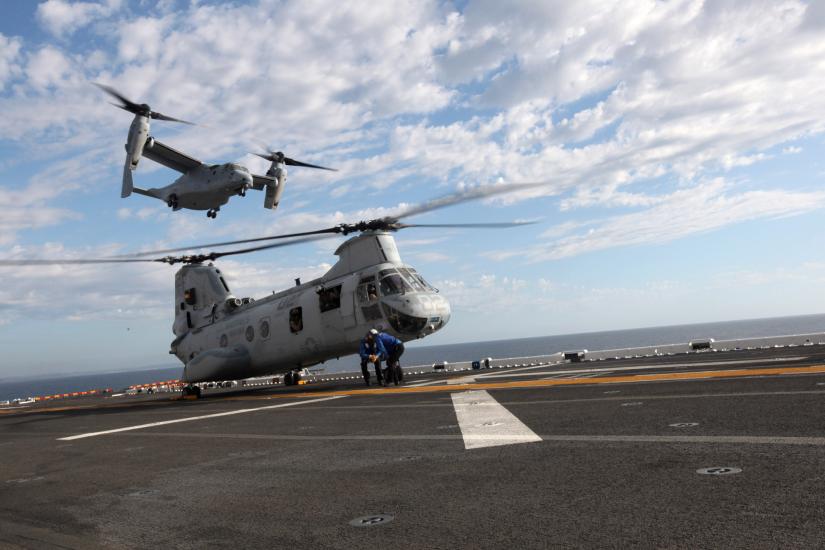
[[477, 356, 808, 380], [451, 390, 541, 450], [448, 375, 477, 385], [57, 395, 345, 441]]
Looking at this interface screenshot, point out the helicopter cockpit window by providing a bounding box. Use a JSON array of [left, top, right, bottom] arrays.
[[318, 285, 342, 312], [378, 269, 411, 296], [357, 277, 378, 303], [399, 268, 426, 292], [406, 268, 436, 291], [381, 303, 427, 335], [289, 307, 303, 333]]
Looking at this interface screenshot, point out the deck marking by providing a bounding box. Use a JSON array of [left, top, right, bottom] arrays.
[[477, 356, 808, 379], [222, 363, 825, 400], [57, 395, 345, 441], [6, 363, 825, 419], [406, 380, 447, 387], [125, 432, 825, 446], [451, 390, 541, 450], [448, 375, 477, 385]]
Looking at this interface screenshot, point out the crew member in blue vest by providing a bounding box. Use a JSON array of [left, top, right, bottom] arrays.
[[359, 329, 387, 386], [375, 330, 405, 385]]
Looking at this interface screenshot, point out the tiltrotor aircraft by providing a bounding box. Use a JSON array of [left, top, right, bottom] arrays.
[[1, 183, 539, 397], [96, 83, 335, 218]]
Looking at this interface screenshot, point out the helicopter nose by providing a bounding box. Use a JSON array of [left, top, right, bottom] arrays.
[[238, 171, 253, 188], [381, 292, 451, 336], [435, 294, 451, 327]]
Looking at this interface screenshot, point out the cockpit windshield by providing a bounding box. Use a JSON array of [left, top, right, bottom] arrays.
[[230, 163, 249, 172], [378, 268, 412, 296], [404, 267, 436, 292]]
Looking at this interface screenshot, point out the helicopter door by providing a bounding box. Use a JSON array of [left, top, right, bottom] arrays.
[[339, 275, 358, 328]]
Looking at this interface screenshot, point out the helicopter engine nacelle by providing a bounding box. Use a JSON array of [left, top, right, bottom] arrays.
[[125, 116, 150, 169], [263, 163, 286, 210], [121, 115, 150, 198]]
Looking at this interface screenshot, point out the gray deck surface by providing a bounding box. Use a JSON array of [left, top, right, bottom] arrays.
[[2, 346, 825, 549]]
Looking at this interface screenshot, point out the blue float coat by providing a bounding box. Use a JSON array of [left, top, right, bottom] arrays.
[[359, 337, 387, 361]]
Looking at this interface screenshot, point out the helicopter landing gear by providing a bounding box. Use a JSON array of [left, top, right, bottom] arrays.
[[283, 370, 301, 386], [181, 385, 201, 398], [167, 194, 179, 209], [239, 189, 246, 197], [207, 208, 219, 219]]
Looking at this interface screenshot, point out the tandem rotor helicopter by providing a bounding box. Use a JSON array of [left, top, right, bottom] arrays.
[[96, 83, 336, 218], [1, 184, 540, 397]]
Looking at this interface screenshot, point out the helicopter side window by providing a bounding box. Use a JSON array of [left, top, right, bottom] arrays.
[[356, 277, 378, 303], [184, 288, 197, 305], [318, 285, 342, 312], [289, 307, 303, 334], [379, 270, 411, 296]]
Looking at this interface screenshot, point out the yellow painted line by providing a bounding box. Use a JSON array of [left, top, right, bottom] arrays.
[[4, 363, 825, 415], [227, 363, 825, 401]]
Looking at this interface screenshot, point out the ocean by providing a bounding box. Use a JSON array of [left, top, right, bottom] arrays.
[[2, 313, 823, 402]]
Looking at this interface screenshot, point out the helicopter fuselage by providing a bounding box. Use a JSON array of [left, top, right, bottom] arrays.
[[171, 232, 451, 383], [141, 163, 253, 211]]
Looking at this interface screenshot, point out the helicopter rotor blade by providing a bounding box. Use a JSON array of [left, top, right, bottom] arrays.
[[150, 112, 195, 125], [202, 234, 338, 261], [253, 149, 336, 171], [93, 82, 140, 112], [392, 181, 548, 221], [3, 181, 547, 266], [0, 257, 164, 266], [116, 227, 345, 258], [283, 157, 337, 171], [94, 82, 194, 124], [0, 235, 336, 267], [396, 221, 539, 229], [115, 182, 548, 258]]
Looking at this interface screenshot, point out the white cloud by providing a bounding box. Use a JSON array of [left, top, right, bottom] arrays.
[[117, 16, 170, 62], [0, 34, 22, 89], [36, 0, 122, 37], [488, 179, 825, 262], [26, 46, 75, 90], [3, 1, 825, 357], [6, 0, 824, 207], [0, 241, 332, 325]]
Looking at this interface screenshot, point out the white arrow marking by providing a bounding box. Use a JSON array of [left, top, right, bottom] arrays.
[[451, 390, 541, 450]]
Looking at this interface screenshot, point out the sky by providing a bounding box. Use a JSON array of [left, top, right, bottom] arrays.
[[0, 0, 824, 377]]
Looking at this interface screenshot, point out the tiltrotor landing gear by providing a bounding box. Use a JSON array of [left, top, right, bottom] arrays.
[[167, 194, 179, 209], [206, 207, 220, 219], [283, 370, 302, 386], [181, 385, 202, 398]]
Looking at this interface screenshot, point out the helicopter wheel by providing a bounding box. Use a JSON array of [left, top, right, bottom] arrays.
[[181, 385, 198, 398], [239, 189, 246, 197], [168, 194, 179, 209], [207, 209, 218, 219]]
